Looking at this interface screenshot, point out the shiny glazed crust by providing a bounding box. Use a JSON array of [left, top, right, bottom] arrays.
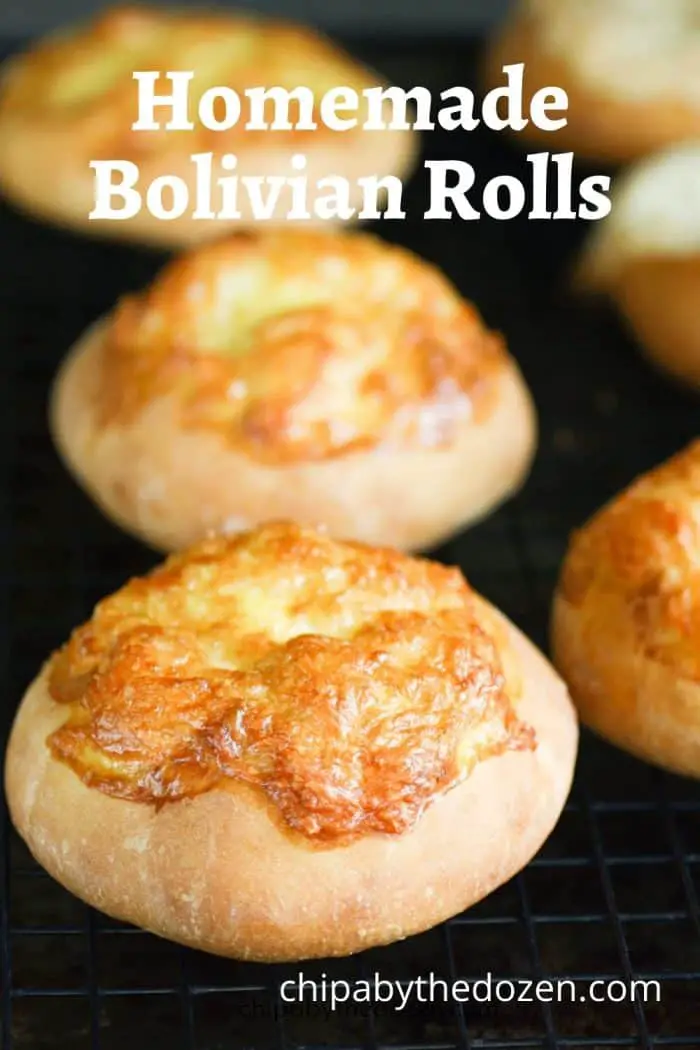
[[552, 441, 700, 776], [6, 565, 577, 959], [49, 232, 537, 552], [0, 6, 417, 244], [481, 16, 700, 164]]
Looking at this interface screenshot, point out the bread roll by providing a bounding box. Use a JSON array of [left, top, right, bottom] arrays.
[[577, 143, 700, 389], [552, 441, 700, 777], [50, 228, 537, 553], [482, 0, 700, 164], [6, 521, 578, 960], [0, 5, 417, 245]]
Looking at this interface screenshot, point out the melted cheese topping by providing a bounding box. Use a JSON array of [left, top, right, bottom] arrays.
[[47, 522, 534, 843], [560, 440, 700, 682], [581, 145, 700, 279], [0, 5, 380, 155], [99, 230, 507, 464], [525, 0, 700, 104]]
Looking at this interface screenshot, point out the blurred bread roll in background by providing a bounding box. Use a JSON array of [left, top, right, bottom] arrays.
[[578, 143, 700, 389], [482, 0, 700, 164], [0, 4, 417, 245], [50, 229, 537, 553]]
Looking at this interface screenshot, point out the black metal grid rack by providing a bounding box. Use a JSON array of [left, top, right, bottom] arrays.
[[1, 38, 699, 1050]]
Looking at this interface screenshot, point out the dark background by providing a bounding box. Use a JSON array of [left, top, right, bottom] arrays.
[[0, 0, 514, 37]]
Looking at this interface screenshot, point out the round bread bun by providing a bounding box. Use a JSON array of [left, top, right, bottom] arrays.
[[6, 521, 578, 961], [49, 228, 537, 553], [0, 5, 417, 246], [576, 143, 700, 390], [552, 441, 700, 778], [482, 0, 700, 164]]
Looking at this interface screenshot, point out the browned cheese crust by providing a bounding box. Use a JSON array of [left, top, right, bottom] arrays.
[[553, 441, 700, 777], [6, 522, 578, 960], [481, 16, 700, 165], [0, 5, 417, 243], [50, 229, 537, 552], [45, 523, 536, 838]]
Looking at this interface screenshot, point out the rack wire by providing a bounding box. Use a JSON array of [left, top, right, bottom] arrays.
[[1, 38, 699, 1050]]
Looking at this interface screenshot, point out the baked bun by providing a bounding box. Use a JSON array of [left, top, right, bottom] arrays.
[[50, 228, 537, 553], [6, 521, 578, 960], [0, 5, 416, 246], [482, 0, 700, 164], [577, 143, 700, 389], [552, 441, 700, 778]]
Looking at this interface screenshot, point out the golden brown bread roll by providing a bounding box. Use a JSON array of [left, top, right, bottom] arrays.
[[6, 521, 578, 960], [577, 143, 700, 390], [552, 441, 700, 777], [482, 0, 700, 164], [0, 5, 417, 245], [49, 228, 537, 553]]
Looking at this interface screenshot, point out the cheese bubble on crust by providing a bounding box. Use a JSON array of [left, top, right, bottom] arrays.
[[525, 0, 700, 104], [581, 144, 700, 279]]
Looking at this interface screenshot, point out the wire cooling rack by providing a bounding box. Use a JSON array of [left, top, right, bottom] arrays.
[[1, 38, 699, 1050]]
